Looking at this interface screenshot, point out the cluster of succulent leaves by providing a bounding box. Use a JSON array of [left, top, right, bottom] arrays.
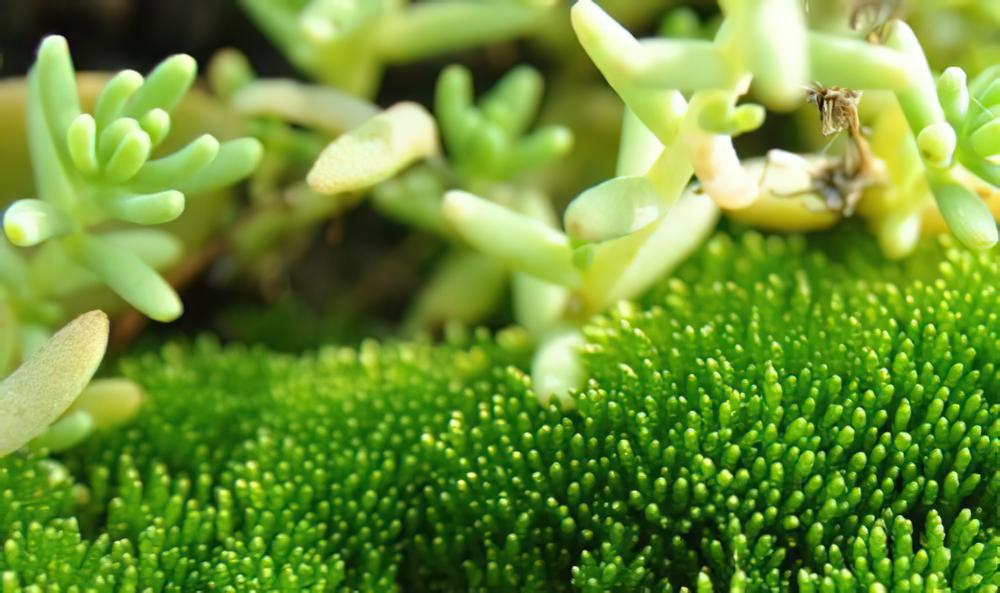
[[159, 0, 1000, 345], [238, 0, 560, 98], [1, 229, 996, 591], [566, 0, 999, 254], [1, 36, 261, 344], [372, 64, 574, 331]]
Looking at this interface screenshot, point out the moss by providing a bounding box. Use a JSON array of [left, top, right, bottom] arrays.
[[0, 231, 997, 591]]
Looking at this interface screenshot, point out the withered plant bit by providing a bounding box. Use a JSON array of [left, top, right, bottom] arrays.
[[765, 83, 884, 216], [806, 82, 863, 137], [826, 86, 884, 216], [806, 157, 879, 216], [760, 151, 872, 216]]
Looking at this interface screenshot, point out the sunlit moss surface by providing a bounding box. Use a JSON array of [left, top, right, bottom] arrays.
[[1, 230, 996, 591]]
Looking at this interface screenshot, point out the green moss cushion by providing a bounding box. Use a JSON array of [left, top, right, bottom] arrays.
[[1, 231, 996, 592]]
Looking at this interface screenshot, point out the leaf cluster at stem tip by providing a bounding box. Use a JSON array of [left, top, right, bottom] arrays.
[[3, 36, 262, 323]]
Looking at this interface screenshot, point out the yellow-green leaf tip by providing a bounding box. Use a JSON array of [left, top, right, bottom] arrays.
[[307, 102, 438, 195], [0, 310, 110, 456]]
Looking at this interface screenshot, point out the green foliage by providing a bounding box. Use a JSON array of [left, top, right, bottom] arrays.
[[1, 36, 261, 347], [0, 230, 996, 591], [0, 311, 109, 457], [435, 64, 573, 184], [570, 0, 998, 254], [943, 65, 1000, 188], [238, 0, 554, 97]]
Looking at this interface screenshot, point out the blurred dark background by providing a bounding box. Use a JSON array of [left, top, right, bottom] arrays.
[[1, 1, 276, 76]]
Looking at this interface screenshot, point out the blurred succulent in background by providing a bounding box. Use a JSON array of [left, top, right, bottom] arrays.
[[299, 64, 573, 336], [203, 48, 379, 287], [238, 0, 559, 97], [433, 65, 573, 187], [378, 65, 574, 331]]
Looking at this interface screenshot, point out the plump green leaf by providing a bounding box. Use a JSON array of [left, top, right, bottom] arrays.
[[0, 310, 108, 456]]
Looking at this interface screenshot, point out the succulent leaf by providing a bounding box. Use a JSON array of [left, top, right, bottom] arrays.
[[0, 310, 108, 456]]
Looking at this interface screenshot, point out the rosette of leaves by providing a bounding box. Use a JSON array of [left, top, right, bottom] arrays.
[[939, 65, 999, 191], [876, 24, 999, 252], [2, 36, 262, 323], [380, 65, 575, 331]]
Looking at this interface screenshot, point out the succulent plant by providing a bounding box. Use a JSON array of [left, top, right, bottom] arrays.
[[567, 0, 998, 256], [3, 36, 262, 323], [239, 0, 557, 97]]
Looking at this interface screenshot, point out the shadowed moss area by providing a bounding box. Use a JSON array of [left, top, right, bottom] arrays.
[[1, 230, 997, 591]]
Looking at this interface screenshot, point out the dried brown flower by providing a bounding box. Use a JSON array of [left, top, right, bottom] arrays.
[[806, 83, 863, 137], [762, 83, 885, 216]]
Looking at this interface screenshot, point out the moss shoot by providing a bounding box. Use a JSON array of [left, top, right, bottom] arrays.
[[1, 231, 995, 592]]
